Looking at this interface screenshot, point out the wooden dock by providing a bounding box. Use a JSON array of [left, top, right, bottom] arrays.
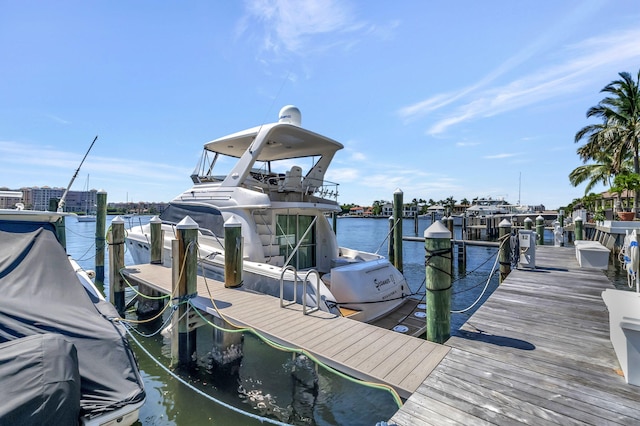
[[122, 264, 447, 399], [390, 245, 640, 425]]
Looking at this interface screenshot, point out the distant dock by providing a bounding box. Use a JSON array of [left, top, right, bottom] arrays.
[[390, 245, 640, 425]]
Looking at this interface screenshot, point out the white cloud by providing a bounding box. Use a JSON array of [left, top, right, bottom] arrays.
[[242, 0, 362, 54], [399, 26, 640, 136], [483, 153, 518, 160]]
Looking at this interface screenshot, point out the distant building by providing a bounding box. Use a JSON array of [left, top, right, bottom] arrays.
[[349, 206, 364, 216], [2, 186, 97, 212]]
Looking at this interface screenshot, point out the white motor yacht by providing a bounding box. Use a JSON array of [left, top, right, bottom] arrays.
[[126, 105, 409, 323]]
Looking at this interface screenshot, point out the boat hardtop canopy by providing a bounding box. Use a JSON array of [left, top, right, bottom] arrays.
[[204, 121, 344, 162]]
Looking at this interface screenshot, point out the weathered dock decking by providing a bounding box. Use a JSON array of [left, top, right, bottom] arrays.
[[122, 264, 448, 399], [390, 245, 640, 425]]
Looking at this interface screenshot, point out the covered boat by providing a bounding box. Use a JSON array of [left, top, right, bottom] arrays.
[[0, 212, 145, 426]]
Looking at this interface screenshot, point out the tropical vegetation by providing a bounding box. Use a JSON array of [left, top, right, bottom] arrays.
[[571, 69, 640, 218]]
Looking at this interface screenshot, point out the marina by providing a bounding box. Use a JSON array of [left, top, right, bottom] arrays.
[[3, 208, 636, 425]]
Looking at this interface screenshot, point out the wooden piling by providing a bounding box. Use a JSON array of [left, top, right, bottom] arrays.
[[137, 215, 165, 319], [95, 190, 107, 289], [524, 216, 533, 230], [498, 219, 511, 284], [224, 216, 243, 288], [108, 216, 125, 315], [176, 216, 199, 366], [388, 216, 395, 265], [170, 240, 180, 366], [150, 215, 163, 264], [575, 216, 584, 241], [425, 221, 451, 344], [55, 216, 67, 251], [332, 212, 337, 235], [536, 215, 544, 245], [393, 188, 403, 273]]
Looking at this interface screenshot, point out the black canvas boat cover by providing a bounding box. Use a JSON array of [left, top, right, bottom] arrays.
[[0, 226, 145, 422], [0, 334, 81, 426]]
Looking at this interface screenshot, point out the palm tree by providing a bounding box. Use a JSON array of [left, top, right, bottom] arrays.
[[569, 149, 630, 194], [575, 70, 640, 211]]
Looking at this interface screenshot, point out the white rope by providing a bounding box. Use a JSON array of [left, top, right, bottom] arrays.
[[450, 236, 506, 314]]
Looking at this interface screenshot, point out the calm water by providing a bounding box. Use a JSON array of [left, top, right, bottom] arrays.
[[65, 215, 505, 425]]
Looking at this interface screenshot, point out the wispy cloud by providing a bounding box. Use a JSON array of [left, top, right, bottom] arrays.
[[483, 153, 519, 160], [400, 26, 640, 136], [240, 0, 373, 55], [0, 141, 189, 183]]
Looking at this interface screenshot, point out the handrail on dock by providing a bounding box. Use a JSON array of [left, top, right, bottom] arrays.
[[279, 266, 321, 315], [279, 265, 298, 308], [302, 269, 320, 315]]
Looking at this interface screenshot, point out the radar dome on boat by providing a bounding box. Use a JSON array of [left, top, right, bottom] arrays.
[[278, 105, 301, 126]]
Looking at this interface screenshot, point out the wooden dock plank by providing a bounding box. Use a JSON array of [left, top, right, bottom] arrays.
[[390, 245, 640, 425], [122, 263, 448, 398]]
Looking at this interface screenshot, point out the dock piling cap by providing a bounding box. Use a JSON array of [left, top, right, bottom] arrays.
[[424, 220, 451, 239], [224, 215, 242, 228], [499, 219, 511, 227], [112, 216, 124, 224], [150, 215, 161, 224], [177, 216, 198, 229]]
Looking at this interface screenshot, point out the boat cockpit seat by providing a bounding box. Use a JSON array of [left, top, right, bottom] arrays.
[[279, 166, 303, 192]]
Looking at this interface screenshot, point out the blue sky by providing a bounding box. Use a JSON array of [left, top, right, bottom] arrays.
[[1, 1, 639, 209]]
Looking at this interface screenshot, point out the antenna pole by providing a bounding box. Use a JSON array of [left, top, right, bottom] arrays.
[[57, 135, 98, 212]]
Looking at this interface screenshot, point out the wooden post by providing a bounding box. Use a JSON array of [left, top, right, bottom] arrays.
[[393, 188, 403, 273], [150, 215, 163, 264], [170, 239, 180, 366], [446, 216, 454, 235], [176, 216, 199, 366], [498, 219, 512, 284], [414, 204, 419, 235], [536, 215, 544, 245], [575, 216, 584, 241], [388, 216, 395, 265], [55, 216, 67, 251], [137, 215, 165, 319], [109, 216, 125, 315], [524, 216, 533, 230], [425, 221, 451, 343], [332, 212, 337, 235], [224, 216, 243, 288], [95, 190, 107, 290]]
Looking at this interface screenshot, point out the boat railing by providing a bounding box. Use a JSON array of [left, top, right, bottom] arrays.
[[280, 265, 298, 308], [279, 265, 321, 315], [302, 269, 320, 315]]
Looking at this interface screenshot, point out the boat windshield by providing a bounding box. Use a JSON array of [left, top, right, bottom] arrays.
[[160, 203, 224, 236]]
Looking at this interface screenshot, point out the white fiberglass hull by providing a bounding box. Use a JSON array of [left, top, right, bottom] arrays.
[[126, 225, 406, 323]]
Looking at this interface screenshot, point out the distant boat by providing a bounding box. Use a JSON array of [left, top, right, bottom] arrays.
[[77, 174, 96, 222]]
